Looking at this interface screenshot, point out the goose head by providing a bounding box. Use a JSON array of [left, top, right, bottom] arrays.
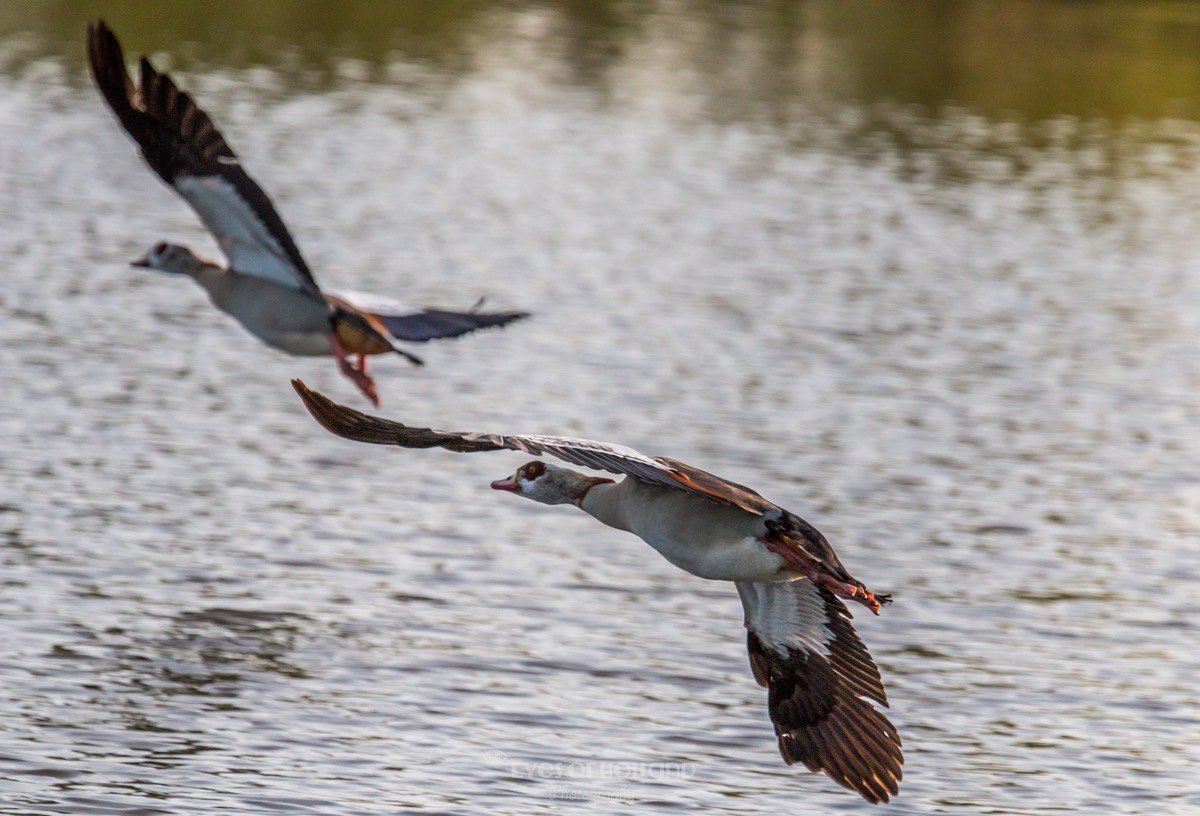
[[131, 241, 207, 276], [491, 461, 610, 506]]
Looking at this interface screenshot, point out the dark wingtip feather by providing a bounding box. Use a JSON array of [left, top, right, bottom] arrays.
[[748, 630, 903, 804], [292, 379, 391, 444], [293, 378, 337, 425], [290, 379, 502, 453], [374, 308, 531, 343], [776, 691, 903, 804], [394, 347, 425, 367], [87, 19, 132, 117], [86, 19, 112, 64], [479, 310, 531, 326]]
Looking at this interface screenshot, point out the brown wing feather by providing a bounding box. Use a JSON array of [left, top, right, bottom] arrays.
[[292, 381, 772, 511], [657, 457, 774, 515], [741, 582, 902, 803], [293, 380, 504, 451]]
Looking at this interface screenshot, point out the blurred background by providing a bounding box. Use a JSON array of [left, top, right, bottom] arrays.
[[1, 2, 1198, 814]]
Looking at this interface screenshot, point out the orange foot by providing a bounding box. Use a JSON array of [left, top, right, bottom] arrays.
[[338, 357, 380, 406], [818, 574, 891, 615], [330, 334, 381, 406], [764, 538, 891, 615], [844, 584, 892, 615]]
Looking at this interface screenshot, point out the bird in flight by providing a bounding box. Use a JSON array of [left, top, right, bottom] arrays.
[[87, 21, 527, 405], [292, 379, 903, 803]]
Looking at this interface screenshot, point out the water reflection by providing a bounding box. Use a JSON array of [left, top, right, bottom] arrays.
[[5, 1, 1200, 122], [47, 607, 310, 704], [143, 607, 311, 689]]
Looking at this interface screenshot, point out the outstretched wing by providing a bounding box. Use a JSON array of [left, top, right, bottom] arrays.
[[87, 20, 319, 296], [292, 379, 771, 512], [329, 290, 530, 342], [738, 580, 902, 804]]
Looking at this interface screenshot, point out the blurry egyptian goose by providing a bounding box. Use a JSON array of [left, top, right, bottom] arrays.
[[87, 21, 527, 405], [291, 380, 903, 804]]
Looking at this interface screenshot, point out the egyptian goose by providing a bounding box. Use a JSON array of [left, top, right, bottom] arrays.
[[291, 380, 903, 804], [87, 21, 527, 405]]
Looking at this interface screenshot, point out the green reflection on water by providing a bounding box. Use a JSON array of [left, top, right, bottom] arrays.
[[3, 0, 1200, 122]]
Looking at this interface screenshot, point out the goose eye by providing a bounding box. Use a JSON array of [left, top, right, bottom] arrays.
[[522, 461, 546, 480], [153, 241, 168, 256]]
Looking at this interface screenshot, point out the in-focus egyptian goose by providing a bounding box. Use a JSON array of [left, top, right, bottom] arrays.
[[87, 21, 527, 405], [291, 380, 903, 804]]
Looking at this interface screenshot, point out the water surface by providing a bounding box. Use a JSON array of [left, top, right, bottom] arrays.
[[1, 2, 1199, 814]]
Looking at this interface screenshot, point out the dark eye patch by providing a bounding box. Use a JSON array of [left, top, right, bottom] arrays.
[[521, 461, 547, 480]]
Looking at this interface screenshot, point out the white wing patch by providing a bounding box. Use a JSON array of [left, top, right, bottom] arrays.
[[327, 289, 421, 317], [175, 175, 310, 293], [738, 580, 833, 658]]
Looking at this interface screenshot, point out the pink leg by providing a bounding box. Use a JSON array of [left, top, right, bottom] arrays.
[[329, 333, 381, 406]]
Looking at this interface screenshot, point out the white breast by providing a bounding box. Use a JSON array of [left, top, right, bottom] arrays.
[[582, 478, 786, 582], [200, 271, 332, 355]]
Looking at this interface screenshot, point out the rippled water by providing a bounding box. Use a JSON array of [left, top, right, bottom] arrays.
[[2, 4, 1200, 814]]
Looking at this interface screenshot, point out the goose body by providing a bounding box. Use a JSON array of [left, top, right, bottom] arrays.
[[581, 478, 784, 581], [292, 380, 903, 804], [208, 275, 333, 357], [88, 21, 527, 404], [145, 247, 333, 355]]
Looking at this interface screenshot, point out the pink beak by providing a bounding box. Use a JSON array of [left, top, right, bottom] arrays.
[[490, 475, 519, 492]]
